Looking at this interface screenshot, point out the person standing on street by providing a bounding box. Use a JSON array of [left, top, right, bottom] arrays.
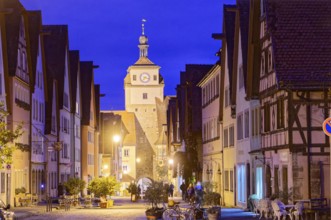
[[169, 182, 174, 197], [180, 182, 187, 201]]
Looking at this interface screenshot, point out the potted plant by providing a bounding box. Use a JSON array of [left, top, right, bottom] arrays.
[[63, 177, 86, 206], [203, 182, 221, 220], [87, 176, 120, 208], [144, 181, 165, 219]]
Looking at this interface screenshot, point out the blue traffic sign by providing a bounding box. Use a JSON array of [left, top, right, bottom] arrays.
[[322, 118, 331, 136]]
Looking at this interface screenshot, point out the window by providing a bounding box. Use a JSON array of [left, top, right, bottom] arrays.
[[62, 143, 68, 159], [76, 102, 79, 114], [237, 114, 243, 140], [277, 99, 285, 129], [62, 117, 69, 133], [123, 165, 128, 172], [133, 75, 137, 81], [244, 110, 249, 138], [22, 52, 26, 71], [256, 167, 263, 199], [88, 131, 93, 142], [143, 93, 148, 99], [261, 53, 265, 76], [88, 154, 94, 165], [1, 173, 5, 193], [17, 48, 21, 67], [153, 75, 157, 81], [64, 93, 69, 108], [239, 65, 244, 89], [251, 108, 260, 136], [229, 125, 234, 146], [237, 165, 246, 202], [230, 170, 234, 192], [223, 128, 228, 148], [75, 149, 81, 162], [268, 48, 273, 71], [264, 103, 270, 132], [224, 170, 229, 191], [224, 87, 230, 107], [124, 149, 129, 157], [75, 125, 80, 137]]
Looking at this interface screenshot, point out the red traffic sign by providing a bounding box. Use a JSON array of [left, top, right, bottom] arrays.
[[322, 117, 331, 136]]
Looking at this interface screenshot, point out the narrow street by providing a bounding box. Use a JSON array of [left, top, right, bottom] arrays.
[[13, 197, 257, 220]]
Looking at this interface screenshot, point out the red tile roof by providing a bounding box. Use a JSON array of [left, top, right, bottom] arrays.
[[266, 0, 331, 89]]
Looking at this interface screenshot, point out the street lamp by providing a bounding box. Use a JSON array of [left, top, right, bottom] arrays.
[[113, 135, 121, 143]]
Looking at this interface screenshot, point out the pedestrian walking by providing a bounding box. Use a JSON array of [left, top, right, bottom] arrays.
[[187, 183, 195, 203], [195, 181, 204, 206], [180, 182, 187, 201], [168, 182, 174, 197]]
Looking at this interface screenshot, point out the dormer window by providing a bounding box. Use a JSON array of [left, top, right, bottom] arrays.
[[261, 53, 265, 76]]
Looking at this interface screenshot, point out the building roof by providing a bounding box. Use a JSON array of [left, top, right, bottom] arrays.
[[223, 5, 236, 93], [134, 56, 155, 65], [69, 50, 80, 113], [43, 25, 69, 109], [180, 64, 214, 85], [80, 61, 94, 125], [266, 0, 331, 89], [237, 0, 250, 90], [26, 10, 42, 92], [0, 0, 25, 76]]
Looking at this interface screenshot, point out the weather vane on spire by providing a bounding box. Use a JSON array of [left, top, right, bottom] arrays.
[[142, 18, 147, 35]]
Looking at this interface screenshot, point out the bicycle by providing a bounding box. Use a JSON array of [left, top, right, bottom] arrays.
[[162, 201, 208, 220]]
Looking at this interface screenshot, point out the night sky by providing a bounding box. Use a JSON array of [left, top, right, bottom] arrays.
[[20, 0, 236, 110]]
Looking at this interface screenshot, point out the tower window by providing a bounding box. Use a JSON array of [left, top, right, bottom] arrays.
[[153, 75, 157, 81], [143, 93, 148, 99], [133, 75, 137, 81]]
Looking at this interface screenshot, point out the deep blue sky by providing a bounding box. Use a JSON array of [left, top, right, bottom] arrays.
[[21, 0, 235, 110]]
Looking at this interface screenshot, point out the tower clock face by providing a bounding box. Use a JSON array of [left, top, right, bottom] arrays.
[[140, 72, 150, 83]]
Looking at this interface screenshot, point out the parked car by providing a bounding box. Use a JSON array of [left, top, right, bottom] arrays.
[[0, 200, 14, 220]]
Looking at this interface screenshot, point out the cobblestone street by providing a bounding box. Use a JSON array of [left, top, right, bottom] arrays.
[[22, 208, 147, 220], [11, 197, 257, 220]]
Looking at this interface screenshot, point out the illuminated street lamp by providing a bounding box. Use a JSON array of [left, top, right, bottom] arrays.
[[168, 159, 174, 165], [113, 135, 121, 143]]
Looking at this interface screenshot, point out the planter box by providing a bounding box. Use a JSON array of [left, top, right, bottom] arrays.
[[99, 200, 114, 208]]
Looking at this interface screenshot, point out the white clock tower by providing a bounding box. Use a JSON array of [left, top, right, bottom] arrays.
[[124, 20, 164, 180]]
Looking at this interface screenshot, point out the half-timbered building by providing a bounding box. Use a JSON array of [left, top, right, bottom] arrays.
[[259, 0, 331, 201]]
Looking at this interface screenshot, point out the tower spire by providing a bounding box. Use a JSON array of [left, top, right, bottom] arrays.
[[138, 19, 149, 57], [142, 18, 146, 35]]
